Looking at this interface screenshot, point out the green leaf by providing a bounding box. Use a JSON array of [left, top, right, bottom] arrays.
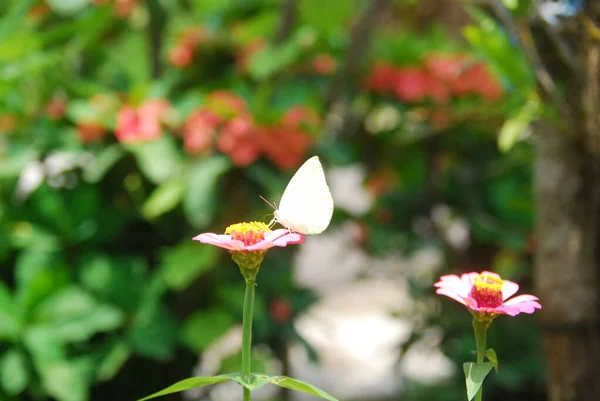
[[160, 241, 219, 291], [180, 308, 236, 353], [0, 281, 23, 341], [38, 358, 93, 401], [227, 373, 271, 392], [138, 375, 234, 401], [183, 155, 232, 228], [109, 31, 151, 84], [0, 34, 41, 63], [127, 136, 183, 184], [498, 99, 540, 152], [97, 341, 131, 382], [463, 362, 494, 401], [128, 276, 177, 360], [46, 0, 90, 16], [262, 374, 339, 401], [0, 348, 30, 395], [78, 254, 146, 311], [463, 8, 532, 89], [141, 176, 185, 220], [23, 325, 66, 362], [247, 42, 301, 81], [485, 348, 499, 372], [82, 144, 125, 183], [0, 147, 38, 179], [30, 286, 124, 344], [15, 250, 69, 312]]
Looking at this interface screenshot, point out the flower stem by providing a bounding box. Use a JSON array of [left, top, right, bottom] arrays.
[[242, 274, 256, 401], [473, 318, 488, 401]]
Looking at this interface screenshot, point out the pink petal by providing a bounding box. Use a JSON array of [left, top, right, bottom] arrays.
[[503, 294, 540, 306], [246, 229, 305, 251], [434, 274, 472, 298], [192, 233, 245, 251], [501, 279, 519, 301], [497, 300, 541, 316], [435, 287, 469, 306]]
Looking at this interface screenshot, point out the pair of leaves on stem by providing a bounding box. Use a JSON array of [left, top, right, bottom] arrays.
[[464, 348, 498, 401], [138, 372, 338, 401]]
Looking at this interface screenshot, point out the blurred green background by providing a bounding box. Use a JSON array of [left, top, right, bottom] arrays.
[[0, 0, 547, 400]]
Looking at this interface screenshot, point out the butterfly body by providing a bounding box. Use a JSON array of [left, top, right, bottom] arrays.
[[272, 156, 334, 235]]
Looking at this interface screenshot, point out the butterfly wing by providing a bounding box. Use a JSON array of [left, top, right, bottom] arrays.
[[275, 156, 334, 235]]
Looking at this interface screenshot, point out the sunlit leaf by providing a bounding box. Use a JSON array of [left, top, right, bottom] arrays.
[[141, 176, 185, 220], [138, 375, 234, 401], [0, 348, 30, 395], [0, 282, 22, 341], [15, 250, 69, 312], [82, 145, 125, 183], [464, 362, 494, 401], [485, 348, 499, 372], [180, 308, 236, 353], [160, 241, 219, 291], [30, 286, 124, 343], [248, 42, 300, 81], [97, 341, 131, 382], [498, 99, 540, 152], [127, 136, 183, 184], [37, 358, 93, 401], [227, 372, 271, 392], [261, 374, 339, 401], [183, 155, 231, 228]]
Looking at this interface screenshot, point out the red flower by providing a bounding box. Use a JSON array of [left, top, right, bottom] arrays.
[[114, 0, 138, 18], [260, 127, 312, 170], [269, 297, 294, 323], [114, 99, 171, 143], [281, 106, 320, 133], [260, 107, 317, 170], [77, 123, 107, 143], [424, 53, 468, 83], [216, 114, 261, 166], [426, 76, 451, 104], [393, 67, 429, 102], [364, 62, 396, 93], [312, 53, 338, 75], [206, 91, 248, 118], [45, 96, 68, 120], [182, 109, 222, 155], [169, 45, 194, 68], [235, 39, 266, 73], [466, 64, 503, 101]]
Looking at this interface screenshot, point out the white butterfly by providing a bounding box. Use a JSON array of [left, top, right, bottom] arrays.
[[270, 156, 334, 235]]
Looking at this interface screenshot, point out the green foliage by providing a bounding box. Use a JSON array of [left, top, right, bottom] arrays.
[[0, 0, 543, 400]]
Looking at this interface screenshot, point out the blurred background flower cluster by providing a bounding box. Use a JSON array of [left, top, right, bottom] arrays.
[[0, 0, 544, 401]]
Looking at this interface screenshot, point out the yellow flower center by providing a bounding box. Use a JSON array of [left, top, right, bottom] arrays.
[[470, 273, 504, 308], [225, 222, 271, 271], [225, 221, 271, 246]]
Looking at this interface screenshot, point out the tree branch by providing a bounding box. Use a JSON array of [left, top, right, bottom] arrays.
[[488, 0, 577, 125], [274, 0, 299, 45], [325, 0, 390, 107], [532, 4, 582, 77]]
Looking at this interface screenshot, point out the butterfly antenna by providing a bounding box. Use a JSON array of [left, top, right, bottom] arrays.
[[259, 195, 277, 210]]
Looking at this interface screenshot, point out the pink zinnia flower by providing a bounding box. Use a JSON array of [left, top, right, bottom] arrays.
[[434, 271, 541, 318], [193, 222, 304, 269]]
